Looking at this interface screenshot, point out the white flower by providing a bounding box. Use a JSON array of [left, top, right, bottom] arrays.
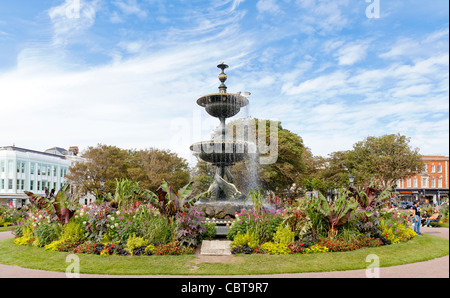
[[83, 221, 87, 225], [116, 211, 120, 215], [110, 217, 115, 221]]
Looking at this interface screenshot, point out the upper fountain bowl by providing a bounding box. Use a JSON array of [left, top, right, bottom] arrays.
[[197, 93, 249, 119]]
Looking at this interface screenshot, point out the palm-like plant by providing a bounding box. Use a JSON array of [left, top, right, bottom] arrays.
[[311, 190, 358, 239], [24, 185, 84, 224], [154, 180, 206, 222]]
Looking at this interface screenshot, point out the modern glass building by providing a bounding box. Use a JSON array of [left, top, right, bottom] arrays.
[[0, 145, 81, 207]]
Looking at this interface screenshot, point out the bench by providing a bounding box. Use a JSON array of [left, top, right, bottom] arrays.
[[427, 215, 441, 227]]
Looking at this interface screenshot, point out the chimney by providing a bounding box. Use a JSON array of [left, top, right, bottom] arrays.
[[69, 146, 79, 156]]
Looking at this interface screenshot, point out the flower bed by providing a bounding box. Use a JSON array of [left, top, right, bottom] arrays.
[[227, 185, 417, 256]]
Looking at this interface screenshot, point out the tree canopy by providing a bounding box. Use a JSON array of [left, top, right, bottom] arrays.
[[66, 144, 190, 195]]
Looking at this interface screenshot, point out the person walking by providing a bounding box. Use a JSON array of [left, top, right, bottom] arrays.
[[412, 200, 422, 235]]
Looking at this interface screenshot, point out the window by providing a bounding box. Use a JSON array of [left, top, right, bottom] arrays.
[[431, 165, 435, 173], [413, 178, 418, 188], [0, 179, 4, 190], [438, 165, 442, 173], [407, 178, 411, 188], [431, 178, 436, 188], [422, 178, 428, 188], [8, 179, 13, 190], [30, 164, 34, 175], [423, 164, 428, 173], [0, 161, 4, 173], [438, 178, 443, 188], [30, 180, 34, 191]]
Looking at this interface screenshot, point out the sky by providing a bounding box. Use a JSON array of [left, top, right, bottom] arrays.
[[0, 0, 448, 167]]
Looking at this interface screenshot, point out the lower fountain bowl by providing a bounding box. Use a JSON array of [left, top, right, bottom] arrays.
[[190, 140, 251, 165]]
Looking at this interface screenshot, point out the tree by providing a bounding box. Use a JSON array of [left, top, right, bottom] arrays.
[[345, 133, 423, 188], [127, 148, 190, 192], [65, 144, 129, 194], [66, 144, 190, 196]]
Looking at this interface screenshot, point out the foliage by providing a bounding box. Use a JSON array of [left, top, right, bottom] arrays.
[[60, 220, 85, 243], [227, 208, 284, 243], [65, 144, 190, 195], [346, 133, 423, 188], [309, 190, 358, 239], [260, 242, 291, 255], [73, 241, 98, 254], [24, 184, 83, 225], [303, 244, 329, 254], [44, 239, 80, 252], [125, 233, 148, 255], [153, 180, 206, 222], [231, 245, 254, 254], [175, 208, 206, 247], [282, 205, 312, 239], [317, 237, 359, 252], [153, 242, 194, 255], [273, 224, 295, 245], [380, 218, 416, 244], [34, 222, 62, 246], [230, 230, 260, 249]]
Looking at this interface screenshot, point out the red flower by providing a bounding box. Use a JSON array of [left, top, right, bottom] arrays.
[[300, 243, 304, 246]]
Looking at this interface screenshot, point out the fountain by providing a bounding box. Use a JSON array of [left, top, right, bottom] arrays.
[[190, 62, 255, 220]]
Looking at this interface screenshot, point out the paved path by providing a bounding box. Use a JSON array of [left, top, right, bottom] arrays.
[[0, 227, 448, 278]]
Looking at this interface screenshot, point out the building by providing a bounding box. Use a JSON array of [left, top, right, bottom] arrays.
[[396, 155, 449, 204], [0, 145, 83, 207]]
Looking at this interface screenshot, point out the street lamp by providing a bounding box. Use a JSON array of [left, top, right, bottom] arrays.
[[349, 173, 355, 187]]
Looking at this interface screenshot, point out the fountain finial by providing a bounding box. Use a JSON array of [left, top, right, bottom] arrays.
[[217, 62, 228, 94]]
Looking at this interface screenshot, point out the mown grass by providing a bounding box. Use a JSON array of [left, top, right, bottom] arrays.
[[0, 234, 448, 276]]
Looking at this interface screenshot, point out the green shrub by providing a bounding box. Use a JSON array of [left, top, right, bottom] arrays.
[[126, 233, 148, 255], [153, 242, 194, 255], [380, 218, 416, 244], [303, 244, 329, 254], [273, 224, 295, 245], [34, 222, 62, 246], [60, 220, 85, 242], [230, 230, 260, 249], [260, 242, 290, 255]]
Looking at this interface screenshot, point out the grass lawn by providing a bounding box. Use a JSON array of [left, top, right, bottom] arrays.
[[0, 234, 448, 276]]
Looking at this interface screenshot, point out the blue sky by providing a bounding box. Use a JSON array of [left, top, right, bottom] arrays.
[[0, 0, 448, 165]]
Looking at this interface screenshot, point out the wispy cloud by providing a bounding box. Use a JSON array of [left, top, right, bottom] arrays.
[[48, 0, 99, 46], [0, 0, 448, 160]]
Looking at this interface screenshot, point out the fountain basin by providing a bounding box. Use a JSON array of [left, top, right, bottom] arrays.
[[197, 93, 249, 119], [190, 140, 251, 166]]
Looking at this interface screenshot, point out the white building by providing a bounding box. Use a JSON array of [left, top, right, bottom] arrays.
[[0, 145, 83, 207]]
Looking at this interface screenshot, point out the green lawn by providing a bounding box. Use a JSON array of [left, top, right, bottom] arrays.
[[0, 234, 448, 276]]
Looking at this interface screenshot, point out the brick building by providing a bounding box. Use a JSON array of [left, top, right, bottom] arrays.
[[396, 155, 449, 204]]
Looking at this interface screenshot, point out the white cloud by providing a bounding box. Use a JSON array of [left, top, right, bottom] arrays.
[[48, 0, 99, 46], [112, 0, 147, 18], [335, 42, 369, 65], [256, 0, 280, 14]]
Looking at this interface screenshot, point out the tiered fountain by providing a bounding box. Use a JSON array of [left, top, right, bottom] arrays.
[[190, 62, 253, 221]]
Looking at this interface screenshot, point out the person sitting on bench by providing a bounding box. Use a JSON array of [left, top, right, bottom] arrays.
[[426, 209, 440, 227]]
